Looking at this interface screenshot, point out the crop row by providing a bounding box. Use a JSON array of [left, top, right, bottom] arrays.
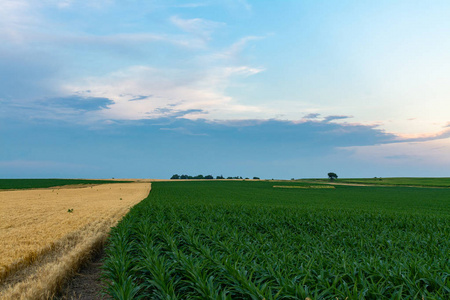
[[102, 181, 450, 299]]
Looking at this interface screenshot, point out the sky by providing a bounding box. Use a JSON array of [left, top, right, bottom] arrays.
[[1, 0, 450, 179]]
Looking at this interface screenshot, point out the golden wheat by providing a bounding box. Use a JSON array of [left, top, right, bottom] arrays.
[[0, 182, 150, 299]]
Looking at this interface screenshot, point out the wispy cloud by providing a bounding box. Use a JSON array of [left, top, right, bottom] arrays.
[[211, 35, 265, 61], [46, 0, 114, 9], [170, 3, 209, 8], [129, 95, 152, 102], [303, 113, 321, 119], [396, 129, 450, 143], [323, 115, 351, 123], [0, 0, 41, 43], [170, 16, 224, 40]]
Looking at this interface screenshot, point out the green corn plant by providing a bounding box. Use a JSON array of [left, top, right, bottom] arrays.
[[105, 275, 146, 300], [101, 181, 450, 299]]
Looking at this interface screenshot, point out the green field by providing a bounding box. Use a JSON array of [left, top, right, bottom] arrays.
[[103, 181, 450, 299], [306, 177, 450, 187], [0, 178, 128, 190]]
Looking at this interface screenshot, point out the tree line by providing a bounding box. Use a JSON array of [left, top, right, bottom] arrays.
[[170, 174, 260, 180]]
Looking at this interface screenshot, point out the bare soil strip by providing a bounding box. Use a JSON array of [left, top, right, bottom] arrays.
[[0, 182, 151, 300], [55, 245, 110, 300]]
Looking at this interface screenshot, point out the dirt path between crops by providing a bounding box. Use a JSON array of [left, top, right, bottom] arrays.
[[56, 250, 109, 300]]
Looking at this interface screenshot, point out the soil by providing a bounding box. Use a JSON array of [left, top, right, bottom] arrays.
[[56, 250, 109, 300]]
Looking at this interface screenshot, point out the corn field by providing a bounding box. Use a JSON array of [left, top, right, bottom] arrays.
[[102, 181, 450, 299]]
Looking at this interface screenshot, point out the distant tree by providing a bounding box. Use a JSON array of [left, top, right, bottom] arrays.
[[253, 177, 260, 180], [180, 174, 188, 179], [170, 174, 180, 180], [216, 175, 224, 179], [226, 177, 233, 179], [205, 175, 214, 179], [194, 174, 204, 179], [328, 172, 338, 181], [245, 177, 249, 180]]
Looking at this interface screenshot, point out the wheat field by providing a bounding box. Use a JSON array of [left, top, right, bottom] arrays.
[[0, 182, 151, 299]]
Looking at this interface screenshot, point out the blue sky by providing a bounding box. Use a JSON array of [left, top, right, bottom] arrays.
[[1, 0, 449, 179]]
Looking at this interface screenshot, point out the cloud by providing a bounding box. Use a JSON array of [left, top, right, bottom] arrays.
[[1, 96, 114, 124], [170, 0, 251, 12], [170, 16, 224, 40], [129, 95, 152, 101], [171, 3, 209, 8], [303, 113, 320, 119], [38, 96, 114, 111], [323, 115, 351, 123], [58, 62, 264, 121], [134, 117, 398, 150], [0, 0, 39, 41], [2, 114, 449, 179], [211, 36, 264, 62], [78, 32, 207, 50], [11, 31, 208, 53], [149, 108, 206, 119], [39, 0, 114, 10], [396, 129, 450, 143], [0, 0, 263, 117], [223, 66, 264, 77]]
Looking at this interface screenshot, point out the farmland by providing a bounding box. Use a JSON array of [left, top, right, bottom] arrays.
[[0, 178, 129, 190], [103, 180, 450, 299], [306, 177, 450, 188], [0, 182, 151, 299]]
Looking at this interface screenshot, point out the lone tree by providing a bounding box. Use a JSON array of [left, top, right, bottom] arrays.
[[328, 172, 338, 181]]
